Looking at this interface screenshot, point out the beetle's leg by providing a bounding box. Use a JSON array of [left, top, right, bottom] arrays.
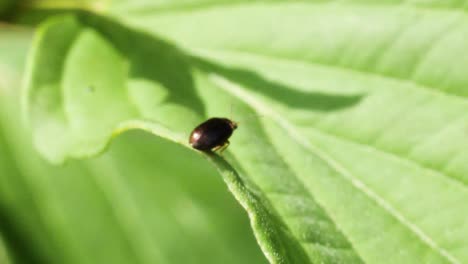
[[213, 141, 230, 154], [219, 141, 230, 154]]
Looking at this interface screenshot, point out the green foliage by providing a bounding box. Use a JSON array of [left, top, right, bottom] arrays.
[[0, 0, 14, 17], [0, 30, 266, 264], [2, 1, 468, 263], [0, 233, 12, 264]]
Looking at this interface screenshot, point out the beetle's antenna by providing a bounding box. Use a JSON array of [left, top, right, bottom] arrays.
[[244, 113, 265, 122], [230, 101, 266, 123], [230, 102, 233, 121]]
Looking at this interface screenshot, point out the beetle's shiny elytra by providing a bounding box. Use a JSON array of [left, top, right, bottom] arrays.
[[189, 117, 237, 152]]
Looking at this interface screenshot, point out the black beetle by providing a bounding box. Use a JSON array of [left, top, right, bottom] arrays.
[[189, 117, 237, 152]]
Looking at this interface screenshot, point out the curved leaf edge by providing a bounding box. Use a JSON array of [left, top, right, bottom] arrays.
[[36, 117, 306, 264], [21, 14, 309, 264]]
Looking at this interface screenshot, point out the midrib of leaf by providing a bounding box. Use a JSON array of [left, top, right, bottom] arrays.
[[208, 74, 461, 264], [312, 123, 468, 191], [188, 48, 468, 189]]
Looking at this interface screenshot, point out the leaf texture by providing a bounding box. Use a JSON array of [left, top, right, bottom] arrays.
[[23, 2, 468, 263]]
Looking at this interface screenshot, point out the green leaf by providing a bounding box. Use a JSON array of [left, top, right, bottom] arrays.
[[0, 28, 267, 264], [25, 2, 468, 264], [0, 233, 11, 264], [0, 0, 14, 17]]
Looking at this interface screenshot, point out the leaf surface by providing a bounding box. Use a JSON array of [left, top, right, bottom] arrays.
[[0, 28, 267, 264], [24, 2, 468, 263]]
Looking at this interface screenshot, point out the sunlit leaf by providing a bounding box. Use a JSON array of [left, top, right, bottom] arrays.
[[24, 1, 468, 263], [0, 28, 267, 264]]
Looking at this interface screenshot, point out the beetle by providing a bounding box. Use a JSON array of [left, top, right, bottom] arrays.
[[189, 117, 238, 152]]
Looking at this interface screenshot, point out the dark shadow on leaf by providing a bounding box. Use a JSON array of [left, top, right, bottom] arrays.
[[0, 124, 48, 264], [191, 57, 364, 111], [74, 12, 205, 117], [0, 199, 50, 264]]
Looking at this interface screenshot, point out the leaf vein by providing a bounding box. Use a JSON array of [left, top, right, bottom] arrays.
[[194, 48, 468, 189], [210, 74, 461, 264], [193, 48, 468, 100]]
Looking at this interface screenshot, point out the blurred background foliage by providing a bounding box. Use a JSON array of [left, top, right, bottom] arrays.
[[4, 1, 468, 263], [0, 2, 268, 264]]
